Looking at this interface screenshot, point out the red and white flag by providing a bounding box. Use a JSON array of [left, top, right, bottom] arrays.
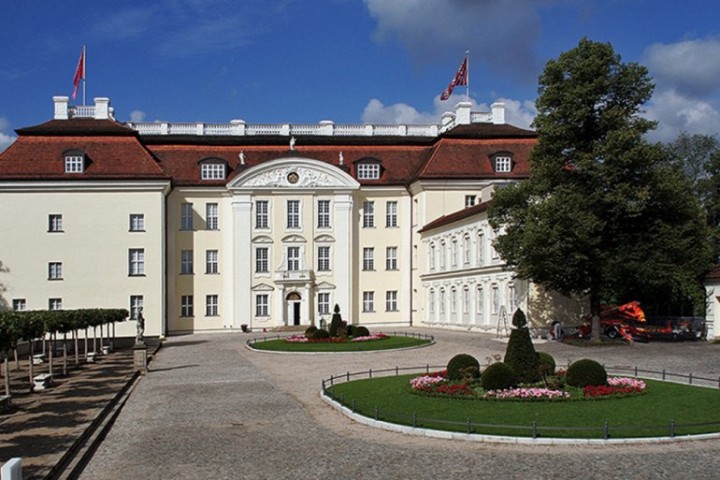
[[440, 56, 468, 101], [72, 47, 85, 100]]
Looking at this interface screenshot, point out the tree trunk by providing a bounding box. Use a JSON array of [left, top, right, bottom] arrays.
[[4, 356, 10, 396], [28, 341, 34, 393], [93, 326, 98, 353], [74, 330, 79, 365], [14, 348, 19, 371], [62, 332, 68, 377], [590, 291, 602, 343], [48, 334, 54, 377], [84, 327, 88, 360]]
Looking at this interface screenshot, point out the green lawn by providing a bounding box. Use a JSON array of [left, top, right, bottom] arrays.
[[327, 374, 720, 438], [249, 335, 432, 352]]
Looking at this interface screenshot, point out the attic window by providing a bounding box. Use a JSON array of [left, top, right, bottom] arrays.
[[357, 162, 380, 180], [64, 154, 85, 173], [493, 154, 513, 173], [200, 160, 226, 180]]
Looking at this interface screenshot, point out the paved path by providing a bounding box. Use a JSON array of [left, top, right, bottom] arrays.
[[81, 330, 720, 479]]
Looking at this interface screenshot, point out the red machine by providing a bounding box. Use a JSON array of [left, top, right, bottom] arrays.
[[576, 301, 648, 342]]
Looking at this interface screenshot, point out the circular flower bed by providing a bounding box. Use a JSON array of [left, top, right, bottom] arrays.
[[409, 369, 646, 401], [285, 333, 388, 343]]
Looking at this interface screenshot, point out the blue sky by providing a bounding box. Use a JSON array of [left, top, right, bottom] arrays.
[[2, 0, 720, 151]]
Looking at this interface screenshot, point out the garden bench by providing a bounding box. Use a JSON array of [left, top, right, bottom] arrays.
[[32, 354, 45, 365], [33, 373, 53, 391], [86, 352, 97, 363]]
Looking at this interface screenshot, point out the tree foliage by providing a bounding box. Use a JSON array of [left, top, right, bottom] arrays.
[[489, 38, 714, 330]]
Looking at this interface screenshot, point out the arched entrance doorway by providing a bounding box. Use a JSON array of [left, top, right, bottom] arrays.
[[286, 291, 302, 326]]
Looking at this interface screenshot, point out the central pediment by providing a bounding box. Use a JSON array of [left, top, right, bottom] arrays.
[[228, 156, 360, 190]]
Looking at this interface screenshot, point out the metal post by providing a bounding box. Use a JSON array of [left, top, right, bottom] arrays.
[[467, 417, 472, 434], [395, 366, 399, 375], [689, 373, 693, 385], [670, 419, 675, 437], [369, 368, 373, 378], [413, 412, 417, 428], [374, 405, 379, 421], [634, 366, 638, 377], [351, 400, 356, 413], [662, 369, 666, 380], [346, 371, 350, 382], [532, 420, 537, 439], [604, 420, 609, 439]]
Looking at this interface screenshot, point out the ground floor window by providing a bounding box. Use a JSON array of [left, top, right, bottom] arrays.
[[256, 294, 269, 317], [181, 295, 193, 317], [12, 299, 26, 311], [318, 292, 330, 315], [206, 294, 219, 316], [363, 291, 374, 312], [386, 290, 398, 312], [130, 295, 143, 319]]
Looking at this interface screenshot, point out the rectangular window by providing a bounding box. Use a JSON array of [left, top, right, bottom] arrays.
[[181, 295, 194, 317], [129, 214, 145, 232], [318, 292, 330, 315], [129, 248, 145, 276], [363, 247, 374, 271], [64, 155, 83, 173], [12, 299, 26, 311], [386, 201, 398, 227], [181, 250, 193, 275], [206, 250, 219, 274], [130, 295, 143, 320], [363, 291, 375, 312], [317, 246, 330, 272], [317, 200, 331, 228], [451, 239, 458, 267], [463, 287, 470, 314], [256, 200, 269, 229], [386, 247, 398, 270], [256, 294, 269, 317], [386, 290, 398, 312], [256, 247, 269, 273], [206, 203, 218, 230], [463, 235, 471, 264], [181, 203, 194, 230], [362, 201, 374, 228], [201, 163, 225, 180], [287, 246, 300, 271], [287, 200, 300, 229], [49, 298, 62, 311], [48, 262, 63, 280], [48, 214, 63, 232], [357, 163, 380, 180], [206, 294, 219, 316], [495, 156, 512, 173], [465, 195, 476, 207], [476, 233, 484, 265]]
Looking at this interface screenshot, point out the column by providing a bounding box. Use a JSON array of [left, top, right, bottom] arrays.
[[232, 195, 253, 329], [333, 193, 354, 315]]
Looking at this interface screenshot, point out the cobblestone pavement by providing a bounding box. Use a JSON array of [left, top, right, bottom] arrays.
[[81, 330, 720, 480]]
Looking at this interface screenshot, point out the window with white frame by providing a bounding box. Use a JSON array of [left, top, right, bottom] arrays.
[[64, 154, 84, 173], [206, 203, 218, 230], [181, 250, 193, 275], [129, 214, 144, 232], [317, 200, 331, 228], [451, 238, 458, 267], [476, 232, 484, 265], [492, 285, 499, 314], [206, 250, 218, 274], [48, 214, 63, 232], [317, 292, 330, 315], [206, 294, 219, 316], [49, 298, 62, 310], [386, 290, 398, 312], [508, 284, 516, 310], [494, 155, 512, 173], [386, 247, 398, 270], [465, 195, 476, 207], [48, 262, 63, 280], [362, 201, 374, 228], [181, 295, 193, 317], [439, 289, 445, 314], [129, 248, 145, 276], [362, 291, 375, 312], [201, 162, 225, 180], [287, 200, 300, 229], [429, 243, 436, 271], [130, 295, 143, 320], [463, 287, 470, 314], [429, 289, 435, 315], [256, 247, 269, 273], [287, 246, 300, 271], [317, 246, 330, 272], [463, 234, 471, 264], [386, 201, 398, 227], [255, 200, 269, 229], [256, 294, 269, 317], [357, 163, 380, 180], [450, 288, 457, 314], [440, 241, 446, 269], [476, 286, 484, 316], [363, 247, 374, 271], [12, 299, 26, 311], [180, 203, 193, 230]]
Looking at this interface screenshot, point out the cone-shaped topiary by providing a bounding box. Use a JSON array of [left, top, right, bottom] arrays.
[[481, 362, 517, 391], [504, 308, 540, 384], [329, 304, 343, 337], [446, 354, 480, 381], [566, 359, 607, 387]]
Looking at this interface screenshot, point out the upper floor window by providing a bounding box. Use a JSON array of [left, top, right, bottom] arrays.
[[317, 246, 331, 272], [465, 195, 476, 207], [493, 154, 513, 173], [386, 201, 398, 228], [206, 203, 219, 230], [206, 250, 219, 274], [181, 250, 194, 275], [287, 200, 300, 229], [357, 163, 380, 180], [48, 262, 63, 280], [386, 247, 398, 270], [317, 200, 331, 228], [181, 203, 194, 230], [129, 248, 145, 276], [256, 247, 269, 273], [256, 200, 269, 229], [64, 154, 84, 173], [129, 214, 145, 232], [362, 201, 375, 228], [200, 161, 226, 180], [48, 214, 63, 232], [363, 247, 374, 271], [287, 246, 301, 271]]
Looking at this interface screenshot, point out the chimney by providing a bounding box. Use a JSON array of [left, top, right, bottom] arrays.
[[491, 102, 505, 124], [94, 97, 110, 120], [454, 101, 472, 125], [53, 96, 69, 120]]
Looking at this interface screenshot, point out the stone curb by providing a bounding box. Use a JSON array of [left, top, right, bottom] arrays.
[[245, 335, 436, 355]]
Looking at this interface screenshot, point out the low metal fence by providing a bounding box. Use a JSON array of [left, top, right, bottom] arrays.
[[246, 331, 434, 347]]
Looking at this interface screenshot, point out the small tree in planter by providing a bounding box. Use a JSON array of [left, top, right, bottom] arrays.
[[504, 308, 540, 384]]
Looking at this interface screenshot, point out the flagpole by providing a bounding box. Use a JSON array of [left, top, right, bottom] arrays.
[[82, 45, 86, 106], [465, 50, 470, 101]]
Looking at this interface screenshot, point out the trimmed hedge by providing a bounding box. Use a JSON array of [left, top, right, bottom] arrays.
[[567, 359, 608, 388], [446, 354, 480, 381], [353, 326, 370, 337], [481, 362, 517, 391], [537, 351, 556, 376]]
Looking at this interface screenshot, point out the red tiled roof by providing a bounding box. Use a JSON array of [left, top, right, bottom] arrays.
[[418, 200, 492, 233], [705, 265, 720, 281], [16, 118, 137, 136]]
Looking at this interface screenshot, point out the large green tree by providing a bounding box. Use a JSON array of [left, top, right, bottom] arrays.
[[489, 38, 714, 339]]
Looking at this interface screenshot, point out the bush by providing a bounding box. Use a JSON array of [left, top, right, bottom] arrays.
[[504, 309, 540, 384], [566, 359, 607, 388], [537, 352, 556, 376], [353, 325, 370, 337], [481, 362, 517, 391], [329, 304, 344, 337], [346, 325, 355, 336], [305, 325, 318, 338], [311, 328, 330, 340], [446, 354, 480, 382]]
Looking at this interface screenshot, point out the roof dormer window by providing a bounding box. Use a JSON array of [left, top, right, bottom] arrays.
[[356, 158, 382, 180], [200, 159, 227, 180], [64, 153, 85, 173], [492, 153, 513, 173]]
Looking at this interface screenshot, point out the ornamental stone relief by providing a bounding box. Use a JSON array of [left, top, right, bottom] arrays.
[[244, 166, 338, 188]]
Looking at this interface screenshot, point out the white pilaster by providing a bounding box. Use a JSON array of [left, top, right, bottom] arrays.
[[333, 193, 354, 314], [232, 195, 253, 329]]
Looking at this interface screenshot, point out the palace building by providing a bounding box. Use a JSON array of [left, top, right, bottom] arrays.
[[0, 96, 584, 339]]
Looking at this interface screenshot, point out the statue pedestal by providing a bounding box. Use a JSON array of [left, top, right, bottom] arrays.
[[133, 343, 148, 375]]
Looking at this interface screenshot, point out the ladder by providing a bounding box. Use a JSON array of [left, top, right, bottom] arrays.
[[496, 305, 509, 337]]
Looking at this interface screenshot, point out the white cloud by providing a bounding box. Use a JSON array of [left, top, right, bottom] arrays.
[[645, 38, 720, 97], [645, 89, 720, 143], [0, 117, 16, 153], [129, 110, 147, 123]]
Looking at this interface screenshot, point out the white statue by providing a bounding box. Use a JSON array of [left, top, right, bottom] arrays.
[[239, 151, 246, 165], [289, 136, 296, 151]]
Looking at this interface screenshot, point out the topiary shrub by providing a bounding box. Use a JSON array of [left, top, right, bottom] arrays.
[[346, 324, 355, 336], [305, 325, 318, 338], [566, 359, 607, 388], [446, 354, 480, 382], [311, 328, 330, 340], [537, 352, 556, 376], [353, 325, 370, 337], [504, 308, 540, 384], [329, 304, 344, 337], [481, 362, 517, 391]]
